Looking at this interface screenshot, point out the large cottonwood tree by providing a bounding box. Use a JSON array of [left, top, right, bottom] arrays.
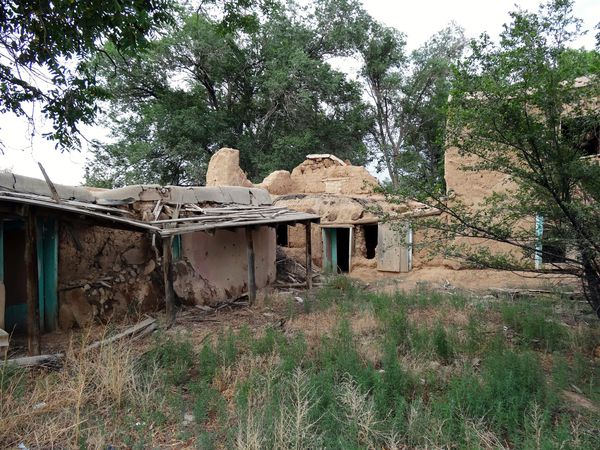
[[360, 22, 465, 187], [86, 1, 371, 186]]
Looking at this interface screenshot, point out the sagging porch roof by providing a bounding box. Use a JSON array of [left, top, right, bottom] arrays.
[[0, 174, 319, 235]]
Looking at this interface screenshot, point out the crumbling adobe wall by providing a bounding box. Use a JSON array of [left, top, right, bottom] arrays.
[[351, 225, 377, 270], [256, 170, 294, 195], [205, 148, 253, 187], [275, 194, 415, 271], [177, 227, 276, 304], [286, 223, 324, 267], [288, 157, 379, 195], [58, 223, 161, 330]]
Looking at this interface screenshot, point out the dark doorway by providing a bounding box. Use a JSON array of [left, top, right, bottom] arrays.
[[542, 224, 567, 264], [336, 228, 350, 273], [322, 227, 351, 273], [363, 224, 377, 259], [4, 221, 28, 334], [276, 224, 288, 246]]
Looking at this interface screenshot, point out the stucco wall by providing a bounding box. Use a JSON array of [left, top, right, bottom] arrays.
[[443, 145, 535, 266], [178, 227, 276, 304]]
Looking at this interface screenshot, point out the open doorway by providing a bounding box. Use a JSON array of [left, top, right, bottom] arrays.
[[3, 221, 28, 334], [363, 224, 377, 259], [322, 227, 352, 273], [1, 218, 58, 334], [276, 224, 288, 247]]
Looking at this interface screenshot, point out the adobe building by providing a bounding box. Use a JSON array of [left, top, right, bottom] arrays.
[[0, 170, 317, 355], [206, 149, 438, 275]]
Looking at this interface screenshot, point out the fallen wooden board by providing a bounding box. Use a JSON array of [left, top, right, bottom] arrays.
[[1, 317, 157, 368], [84, 317, 157, 351]]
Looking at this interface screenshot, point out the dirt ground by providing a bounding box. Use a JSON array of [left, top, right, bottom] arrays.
[[350, 266, 579, 293]]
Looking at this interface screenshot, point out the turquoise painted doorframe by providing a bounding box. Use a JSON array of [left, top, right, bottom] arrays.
[[36, 218, 59, 332], [321, 228, 338, 273]]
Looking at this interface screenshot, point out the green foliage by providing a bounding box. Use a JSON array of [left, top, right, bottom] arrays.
[[501, 303, 568, 351], [408, 0, 600, 317], [433, 323, 454, 362], [445, 350, 548, 442], [87, 1, 371, 186], [0, 0, 174, 149], [361, 22, 466, 187], [142, 333, 195, 385]]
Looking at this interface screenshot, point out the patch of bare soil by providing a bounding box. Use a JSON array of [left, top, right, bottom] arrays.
[[353, 266, 578, 294], [407, 307, 471, 328]]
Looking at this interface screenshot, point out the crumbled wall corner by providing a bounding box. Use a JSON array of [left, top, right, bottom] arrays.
[[58, 224, 161, 330], [257, 170, 294, 195], [172, 259, 218, 306], [288, 156, 379, 195], [205, 147, 253, 187]]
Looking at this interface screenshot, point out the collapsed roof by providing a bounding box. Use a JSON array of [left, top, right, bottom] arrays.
[[0, 172, 319, 235]]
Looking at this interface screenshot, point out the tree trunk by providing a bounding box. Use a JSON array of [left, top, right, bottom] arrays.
[[581, 249, 600, 318]]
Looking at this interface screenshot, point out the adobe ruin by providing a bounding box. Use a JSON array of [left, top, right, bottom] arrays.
[[0, 171, 318, 355], [207, 148, 438, 275]]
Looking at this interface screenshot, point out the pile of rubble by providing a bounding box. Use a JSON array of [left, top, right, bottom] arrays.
[[275, 246, 320, 287]]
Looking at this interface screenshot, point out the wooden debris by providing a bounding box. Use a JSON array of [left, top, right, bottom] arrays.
[[84, 317, 157, 351], [1, 318, 157, 369], [37, 162, 61, 204]]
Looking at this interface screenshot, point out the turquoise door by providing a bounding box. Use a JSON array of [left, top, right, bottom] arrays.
[[322, 228, 338, 273]]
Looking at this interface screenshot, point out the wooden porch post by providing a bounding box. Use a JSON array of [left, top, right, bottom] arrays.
[[24, 208, 41, 355], [305, 221, 312, 289], [162, 236, 176, 326], [246, 227, 256, 305]]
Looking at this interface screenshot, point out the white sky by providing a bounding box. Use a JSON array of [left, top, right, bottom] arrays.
[[0, 0, 598, 185]]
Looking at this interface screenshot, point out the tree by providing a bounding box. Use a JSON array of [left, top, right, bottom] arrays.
[[86, 1, 371, 186], [406, 0, 600, 316], [0, 0, 174, 149], [359, 22, 465, 187]]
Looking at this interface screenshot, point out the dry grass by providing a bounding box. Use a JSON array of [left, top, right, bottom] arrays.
[[337, 376, 384, 448], [407, 306, 471, 328], [0, 329, 153, 449]]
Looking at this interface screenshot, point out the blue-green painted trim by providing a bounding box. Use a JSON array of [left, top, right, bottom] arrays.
[[172, 235, 182, 261], [330, 229, 338, 273], [535, 215, 544, 269], [43, 219, 58, 331], [35, 218, 59, 332]]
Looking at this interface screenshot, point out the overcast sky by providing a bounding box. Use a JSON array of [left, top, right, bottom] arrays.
[[0, 0, 598, 185]]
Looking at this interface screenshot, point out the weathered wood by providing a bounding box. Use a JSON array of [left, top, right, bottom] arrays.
[[24, 209, 41, 356], [246, 227, 257, 305], [1, 353, 64, 368], [37, 162, 61, 203], [2, 318, 157, 368], [85, 317, 157, 351], [305, 222, 313, 289], [162, 237, 176, 326]]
